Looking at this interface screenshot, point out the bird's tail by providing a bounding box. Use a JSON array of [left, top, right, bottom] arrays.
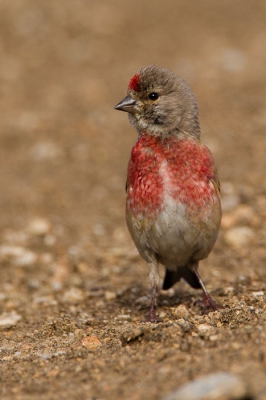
[[162, 265, 201, 290]]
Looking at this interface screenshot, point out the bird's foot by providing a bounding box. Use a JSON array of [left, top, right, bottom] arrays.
[[145, 307, 158, 323], [195, 293, 223, 314]]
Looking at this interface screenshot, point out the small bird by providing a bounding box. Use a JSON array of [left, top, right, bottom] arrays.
[[115, 65, 222, 322]]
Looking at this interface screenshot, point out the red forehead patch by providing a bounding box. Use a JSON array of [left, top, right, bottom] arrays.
[[128, 73, 140, 92]]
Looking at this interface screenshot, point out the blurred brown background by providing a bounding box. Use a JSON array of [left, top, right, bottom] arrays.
[[1, 1, 266, 399]]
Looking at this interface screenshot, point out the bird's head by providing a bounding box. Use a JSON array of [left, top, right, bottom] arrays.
[[115, 65, 201, 139]]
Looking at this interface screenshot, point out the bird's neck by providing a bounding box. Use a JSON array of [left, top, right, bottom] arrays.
[[137, 128, 201, 142], [132, 116, 201, 141]]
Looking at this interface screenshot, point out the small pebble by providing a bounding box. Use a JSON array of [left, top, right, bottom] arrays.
[[0, 245, 37, 266], [0, 312, 21, 326], [33, 296, 58, 306], [135, 296, 150, 306], [27, 217, 51, 236], [14, 251, 37, 267], [81, 336, 101, 349], [104, 291, 117, 301], [159, 311, 167, 319], [39, 354, 50, 360], [44, 234, 56, 246], [223, 287, 234, 295], [120, 326, 143, 345], [62, 288, 84, 302], [117, 314, 131, 319], [174, 304, 189, 319], [252, 291, 264, 297], [161, 287, 175, 297], [197, 324, 213, 332]]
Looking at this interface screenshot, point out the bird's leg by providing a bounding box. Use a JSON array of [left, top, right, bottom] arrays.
[[146, 261, 160, 323], [147, 284, 157, 323], [193, 267, 222, 313]]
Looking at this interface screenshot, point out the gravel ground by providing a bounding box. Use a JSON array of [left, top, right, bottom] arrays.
[[1, 1, 266, 399]]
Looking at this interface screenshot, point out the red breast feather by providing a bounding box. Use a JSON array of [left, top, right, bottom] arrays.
[[126, 135, 219, 218]]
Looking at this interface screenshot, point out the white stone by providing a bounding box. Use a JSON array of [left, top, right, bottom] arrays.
[[27, 217, 51, 235], [163, 372, 249, 400], [224, 227, 254, 248], [0, 245, 37, 266], [252, 291, 264, 297], [0, 312, 21, 326]]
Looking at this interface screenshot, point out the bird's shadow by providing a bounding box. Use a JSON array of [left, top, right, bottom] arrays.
[[117, 283, 199, 311]]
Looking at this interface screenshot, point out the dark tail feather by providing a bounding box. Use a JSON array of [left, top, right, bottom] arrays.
[[163, 266, 201, 290]]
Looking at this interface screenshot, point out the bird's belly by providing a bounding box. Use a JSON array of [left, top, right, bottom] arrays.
[[126, 194, 221, 267], [151, 201, 197, 265]]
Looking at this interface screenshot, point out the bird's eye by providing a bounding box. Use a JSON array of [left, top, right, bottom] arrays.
[[148, 92, 159, 101]]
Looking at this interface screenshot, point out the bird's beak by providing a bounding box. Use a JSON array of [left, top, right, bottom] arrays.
[[114, 94, 138, 114]]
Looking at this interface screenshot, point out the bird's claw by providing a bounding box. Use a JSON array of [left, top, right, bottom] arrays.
[[195, 293, 223, 314], [145, 307, 158, 323]]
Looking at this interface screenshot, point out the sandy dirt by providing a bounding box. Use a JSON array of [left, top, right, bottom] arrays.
[[0, 1, 266, 399]]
